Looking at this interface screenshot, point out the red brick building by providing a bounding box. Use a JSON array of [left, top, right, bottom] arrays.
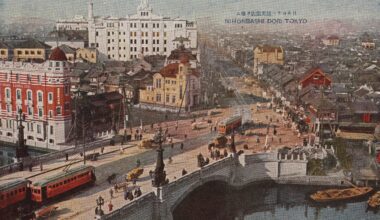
[[0, 47, 72, 150], [299, 67, 332, 89]]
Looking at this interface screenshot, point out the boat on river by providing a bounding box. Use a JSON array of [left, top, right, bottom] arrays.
[[367, 191, 380, 208], [310, 187, 373, 202]]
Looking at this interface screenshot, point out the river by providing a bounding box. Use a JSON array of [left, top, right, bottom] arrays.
[[0, 144, 49, 166], [173, 181, 379, 220]]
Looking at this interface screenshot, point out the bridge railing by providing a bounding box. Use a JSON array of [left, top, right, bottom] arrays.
[[0, 138, 111, 177], [101, 192, 156, 220]]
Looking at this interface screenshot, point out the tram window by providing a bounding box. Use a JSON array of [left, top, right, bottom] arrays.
[[10, 191, 13, 196], [23, 187, 25, 191], [0, 195, 3, 200], [64, 180, 67, 184], [14, 190, 17, 195], [60, 182, 63, 186], [19, 189, 22, 192]]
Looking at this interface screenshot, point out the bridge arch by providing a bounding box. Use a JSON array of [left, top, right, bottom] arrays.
[[170, 174, 231, 214]]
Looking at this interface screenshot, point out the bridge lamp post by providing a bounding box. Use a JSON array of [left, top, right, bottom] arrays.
[[16, 109, 28, 160], [96, 195, 104, 217], [152, 127, 167, 187]]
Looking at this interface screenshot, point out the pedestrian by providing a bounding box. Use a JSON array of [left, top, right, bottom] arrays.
[[279, 137, 282, 143], [171, 143, 174, 149], [182, 168, 187, 176], [149, 170, 153, 178], [19, 162, 24, 171], [256, 137, 260, 143], [120, 147, 124, 154], [139, 134, 143, 140], [65, 153, 69, 161], [184, 134, 187, 139], [40, 163, 43, 171], [108, 200, 113, 212], [273, 128, 277, 136], [101, 146, 104, 154], [29, 164, 33, 172], [168, 157, 173, 164], [136, 159, 141, 167], [223, 149, 228, 158], [151, 123, 154, 130], [109, 188, 114, 199], [180, 142, 184, 150]]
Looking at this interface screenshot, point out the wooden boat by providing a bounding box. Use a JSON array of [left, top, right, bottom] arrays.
[[310, 187, 373, 202], [368, 191, 380, 208]]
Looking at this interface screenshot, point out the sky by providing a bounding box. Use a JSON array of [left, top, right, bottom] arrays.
[[0, 0, 379, 24]]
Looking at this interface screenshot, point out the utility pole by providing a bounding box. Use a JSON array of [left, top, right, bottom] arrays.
[[82, 108, 86, 165]]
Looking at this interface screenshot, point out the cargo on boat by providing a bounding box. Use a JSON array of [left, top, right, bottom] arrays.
[[368, 191, 380, 208], [310, 187, 373, 202]]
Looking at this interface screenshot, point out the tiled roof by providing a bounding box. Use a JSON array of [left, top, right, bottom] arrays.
[[0, 41, 11, 49], [14, 38, 51, 49], [160, 63, 179, 78], [167, 46, 196, 61]]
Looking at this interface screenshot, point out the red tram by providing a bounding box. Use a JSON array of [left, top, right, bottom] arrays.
[[218, 115, 242, 134], [31, 165, 96, 203], [0, 179, 30, 210]]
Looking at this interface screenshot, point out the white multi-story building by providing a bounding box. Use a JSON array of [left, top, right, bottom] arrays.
[[56, 15, 89, 31], [88, 0, 197, 61]]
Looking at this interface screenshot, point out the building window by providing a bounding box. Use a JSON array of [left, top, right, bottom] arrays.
[[49, 110, 53, 118], [16, 73, 19, 81], [166, 95, 169, 103], [37, 124, 41, 134], [156, 94, 161, 102], [27, 90, 32, 101], [27, 107, 33, 116], [5, 88, 10, 99], [38, 108, 43, 118], [172, 95, 176, 103], [56, 106, 62, 115], [50, 125, 54, 135], [180, 85, 183, 99], [37, 91, 43, 102], [37, 75, 41, 84], [48, 92, 53, 103], [15, 89, 21, 101]]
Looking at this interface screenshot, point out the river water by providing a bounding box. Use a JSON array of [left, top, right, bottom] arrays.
[[0, 144, 48, 166], [173, 182, 379, 220]]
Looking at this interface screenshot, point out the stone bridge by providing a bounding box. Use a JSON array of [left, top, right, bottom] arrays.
[[103, 152, 310, 220]]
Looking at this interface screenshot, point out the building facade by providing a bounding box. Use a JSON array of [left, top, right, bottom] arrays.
[[139, 58, 200, 111], [56, 15, 89, 31], [322, 35, 340, 46], [76, 48, 98, 63], [0, 48, 72, 150], [299, 67, 332, 89], [253, 45, 284, 74], [88, 0, 197, 61]]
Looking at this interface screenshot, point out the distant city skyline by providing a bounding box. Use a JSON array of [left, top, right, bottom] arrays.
[[0, 0, 379, 25]]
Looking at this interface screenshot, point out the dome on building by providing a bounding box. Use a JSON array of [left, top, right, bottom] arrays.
[[49, 47, 67, 61]]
